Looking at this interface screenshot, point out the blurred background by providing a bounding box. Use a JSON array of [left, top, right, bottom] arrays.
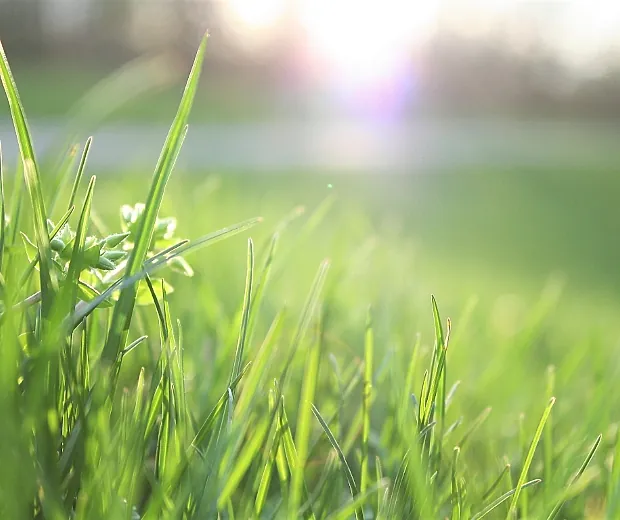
[[1, 0, 620, 344], [3, 0, 620, 168]]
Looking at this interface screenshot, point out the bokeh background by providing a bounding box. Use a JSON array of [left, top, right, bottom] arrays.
[[2, 0, 620, 351]]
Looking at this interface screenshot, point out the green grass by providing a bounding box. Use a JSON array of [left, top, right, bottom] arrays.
[[8, 62, 278, 124], [2, 38, 620, 519]]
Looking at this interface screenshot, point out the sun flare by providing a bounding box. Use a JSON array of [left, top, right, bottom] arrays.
[[298, 0, 440, 84]]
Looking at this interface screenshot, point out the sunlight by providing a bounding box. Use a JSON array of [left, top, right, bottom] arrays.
[[298, 0, 440, 84], [226, 0, 287, 31]]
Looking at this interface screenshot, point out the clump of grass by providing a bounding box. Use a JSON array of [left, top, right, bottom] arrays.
[[0, 36, 611, 519]]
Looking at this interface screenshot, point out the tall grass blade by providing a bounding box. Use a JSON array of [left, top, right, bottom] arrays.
[[278, 394, 315, 519], [290, 313, 323, 518], [0, 40, 57, 311], [103, 34, 208, 365], [507, 397, 556, 518], [282, 259, 330, 384], [0, 141, 4, 271], [361, 306, 373, 496], [63, 176, 96, 312], [217, 418, 269, 509], [230, 238, 254, 386], [67, 137, 93, 211]]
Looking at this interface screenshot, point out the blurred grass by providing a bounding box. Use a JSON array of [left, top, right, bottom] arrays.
[[89, 166, 620, 312], [87, 166, 620, 428], [9, 64, 276, 123]]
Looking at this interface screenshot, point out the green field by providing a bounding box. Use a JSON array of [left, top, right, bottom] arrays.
[[2, 41, 620, 519], [10, 63, 278, 123]]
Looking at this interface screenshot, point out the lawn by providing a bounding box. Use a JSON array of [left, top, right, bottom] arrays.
[[9, 62, 279, 123], [1, 38, 620, 519]]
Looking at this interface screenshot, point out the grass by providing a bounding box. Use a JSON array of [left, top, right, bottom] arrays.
[[8, 61, 280, 124], [1, 37, 620, 519]]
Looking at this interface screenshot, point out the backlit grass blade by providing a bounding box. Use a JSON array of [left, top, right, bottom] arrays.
[[546, 433, 602, 520], [63, 176, 96, 313], [290, 314, 322, 518], [544, 365, 555, 507], [607, 428, 620, 517], [311, 403, 363, 520], [0, 39, 57, 311], [277, 391, 315, 519], [281, 259, 330, 384], [0, 141, 5, 271], [67, 137, 93, 211], [121, 335, 148, 357], [191, 363, 252, 450], [471, 479, 541, 520], [507, 397, 556, 518], [254, 396, 287, 516], [235, 309, 285, 419], [217, 418, 270, 509], [102, 34, 208, 365], [451, 447, 462, 519], [229, 239, 254, 387], [481, 464, 511, 502], [46, 143, 78, 214], [361, 306, 374, 496]]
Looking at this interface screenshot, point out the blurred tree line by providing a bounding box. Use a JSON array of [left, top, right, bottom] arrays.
[[1, 0, 620, 119]]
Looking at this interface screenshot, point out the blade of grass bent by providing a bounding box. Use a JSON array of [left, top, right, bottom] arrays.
[[546, 433, 602, 520], [311, 403, 364, 520], [472, 479, 542, 520], [102, 34, 208, 365]]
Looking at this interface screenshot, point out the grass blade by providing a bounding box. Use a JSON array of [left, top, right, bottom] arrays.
[[63, 176, 96, 313], [67, 136, 93, 211], [507, 397, 556, 518], [472, 479, 542, 520], [102, 33, 208, 365], [290, 312, 323, 518], [361, 306, 374, 496], [0, 141, 4, 272], [311, 403, 363, 520], [546, 433, 602, 519], [281, 259, 330, 384], [0, 39, 57, 311], [229, 238, 254, 386], [326, 480, 388, 520]]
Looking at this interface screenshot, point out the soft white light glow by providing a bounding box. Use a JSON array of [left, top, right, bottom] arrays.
[[299, 0, 440, 84], [226, 0, 286, 31]]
